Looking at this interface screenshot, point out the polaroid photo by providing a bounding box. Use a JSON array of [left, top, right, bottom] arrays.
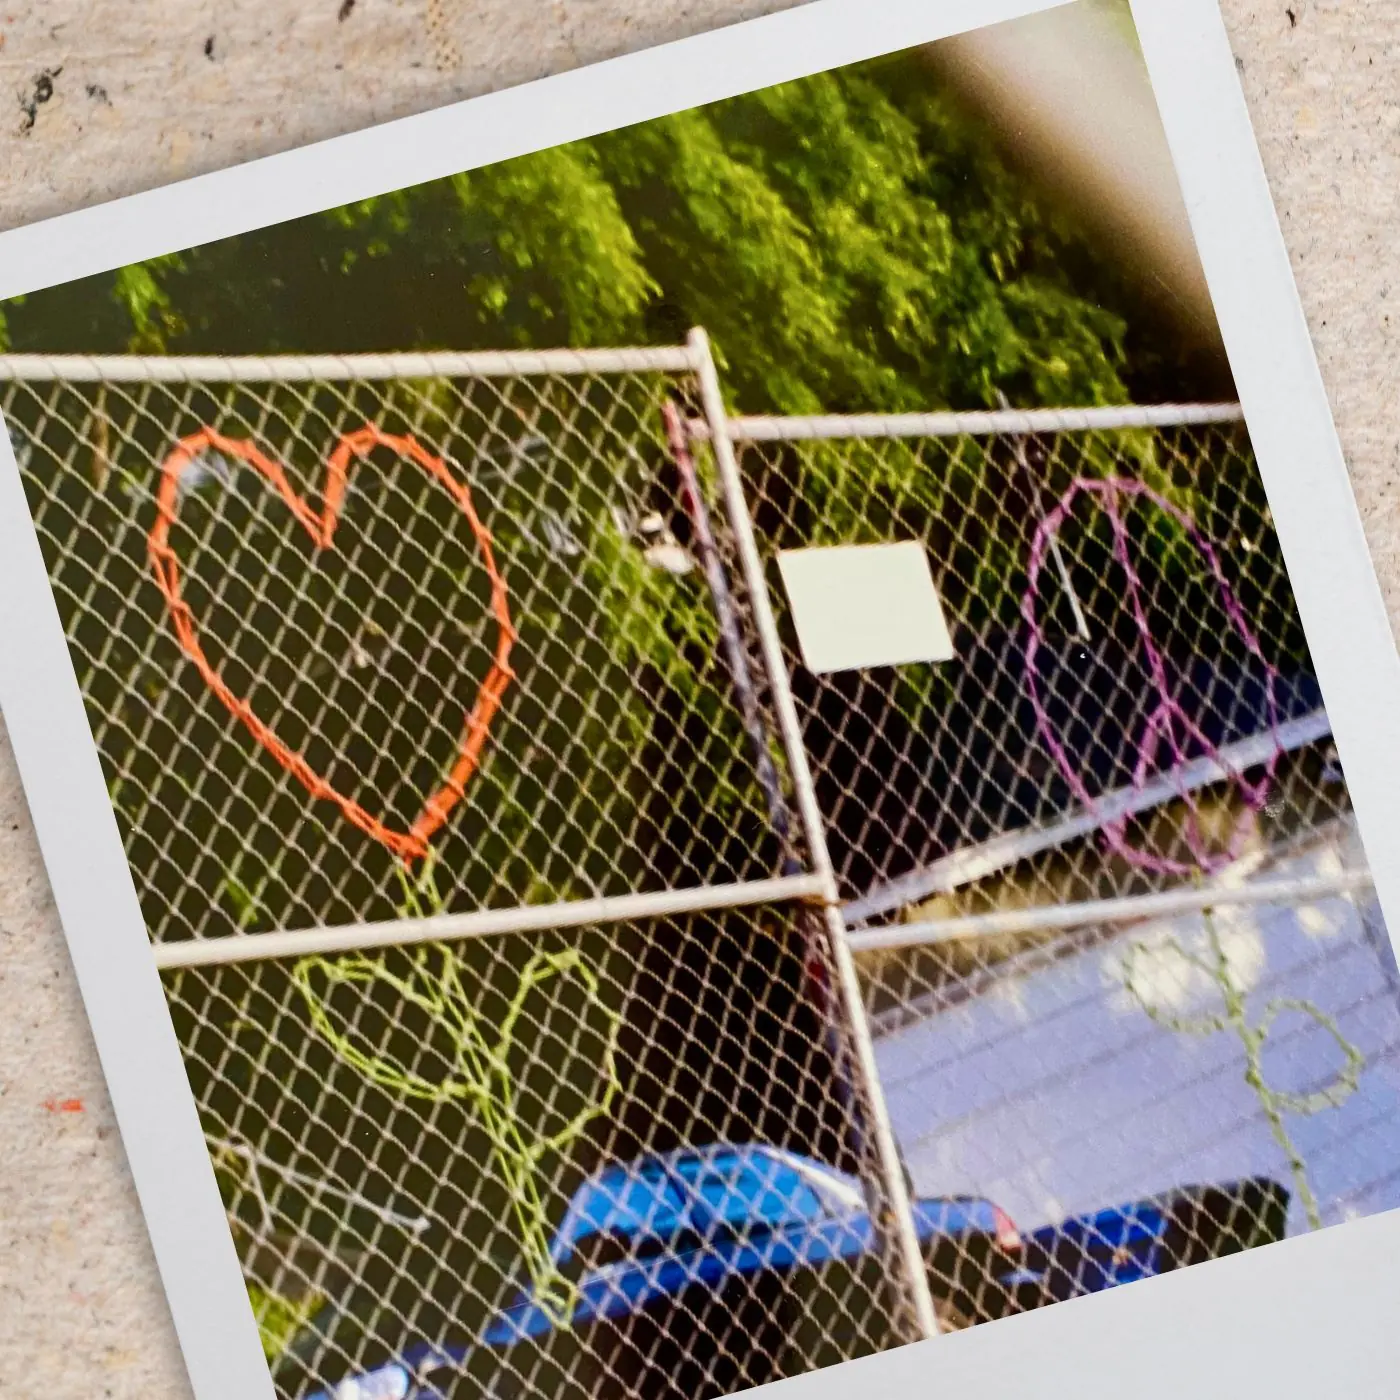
[[2, 2, 1399, 1398]]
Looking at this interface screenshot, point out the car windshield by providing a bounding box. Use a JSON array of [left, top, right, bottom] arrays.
[[783, 1155, 868, 1215], [556, 1220, 707, 1284], [672, 1149, 866, 1231]]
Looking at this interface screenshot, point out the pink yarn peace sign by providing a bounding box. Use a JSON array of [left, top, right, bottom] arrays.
[[1021, 476, 1281, 876]]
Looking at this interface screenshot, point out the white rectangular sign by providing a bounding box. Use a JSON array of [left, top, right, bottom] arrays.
[[777, 540, 956, 674]]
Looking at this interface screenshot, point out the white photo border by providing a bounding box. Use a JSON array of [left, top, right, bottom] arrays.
[[0, 1, 1396, 1396]]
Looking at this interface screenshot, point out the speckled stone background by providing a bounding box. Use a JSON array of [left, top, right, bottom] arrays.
[[0, 2, 1394, 1395]]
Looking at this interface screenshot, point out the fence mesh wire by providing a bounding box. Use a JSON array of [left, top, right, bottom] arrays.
[[2, 343, 1394, 1400], [707, 407, 1390, 1348], [4, 365, 803, 946], [858, 817, 1398, 1253], [167, 907, 933, 1400], [724, 421, 1351, 922]]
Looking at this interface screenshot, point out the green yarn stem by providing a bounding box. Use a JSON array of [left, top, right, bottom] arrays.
[[292, 853, 623, 1326], [1121, 907, 1364, 1232]]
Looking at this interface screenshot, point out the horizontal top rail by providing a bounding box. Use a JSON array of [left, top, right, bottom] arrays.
[[0, 347, 1244, 448], [688, 402, 1245, 442], [0, 344, 701, 383]]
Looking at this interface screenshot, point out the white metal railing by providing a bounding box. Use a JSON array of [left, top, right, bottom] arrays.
[[691, 401, 1245, 443], [846, 870, 1374, 953], [842, 709, 1335, 927], [152, 872, 828, 970], [687, 326, 943, 1340], [0, 345, 700, 382]]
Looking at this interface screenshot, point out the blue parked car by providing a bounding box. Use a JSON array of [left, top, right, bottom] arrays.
[[1022, 1175, 1291, 1304], [284, 1142, 1027, 1400], [284, 1147, 1288, 1400]]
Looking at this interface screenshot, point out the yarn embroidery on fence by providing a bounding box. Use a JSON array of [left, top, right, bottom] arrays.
[[1022, 476, 1281, 876], [293, 933, 624, 1328], [148, 423, 517, 865], [1120, 909, 1364, 1231]]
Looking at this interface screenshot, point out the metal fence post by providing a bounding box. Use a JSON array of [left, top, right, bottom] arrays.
[[685, 326, 942, 1343]]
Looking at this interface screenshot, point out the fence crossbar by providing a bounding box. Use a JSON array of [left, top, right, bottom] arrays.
[[845, 870, 1374, 953], [843, 708, 1334, 927], [688, 402, 1245, 443], [151, 873, 826, 970], [0, 345, 701, 383]]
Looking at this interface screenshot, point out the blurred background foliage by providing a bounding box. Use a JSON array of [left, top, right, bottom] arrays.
[[1, 43, 1215, 408]]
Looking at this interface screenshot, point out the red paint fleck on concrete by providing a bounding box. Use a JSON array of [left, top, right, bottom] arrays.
[[41, 1097, 84, 1113]]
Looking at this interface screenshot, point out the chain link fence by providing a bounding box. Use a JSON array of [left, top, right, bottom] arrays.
[[714, 407, 1345, 920], [691, 381, 1390, 1333], [3, 351, 801, 944], [168, 907, 929, 1400], [1, 330, 1392, 1400]]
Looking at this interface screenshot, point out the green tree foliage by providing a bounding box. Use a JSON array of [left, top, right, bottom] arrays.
[[5, 51, 1132, 413], [111, 258, 187, 352]]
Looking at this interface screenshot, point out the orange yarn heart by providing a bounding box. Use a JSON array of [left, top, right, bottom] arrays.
[[148, 424, 516, 864]]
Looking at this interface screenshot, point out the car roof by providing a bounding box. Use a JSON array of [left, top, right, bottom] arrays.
[[555, 1143, 863, 1244], [582, 1142, 862, 1198]]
